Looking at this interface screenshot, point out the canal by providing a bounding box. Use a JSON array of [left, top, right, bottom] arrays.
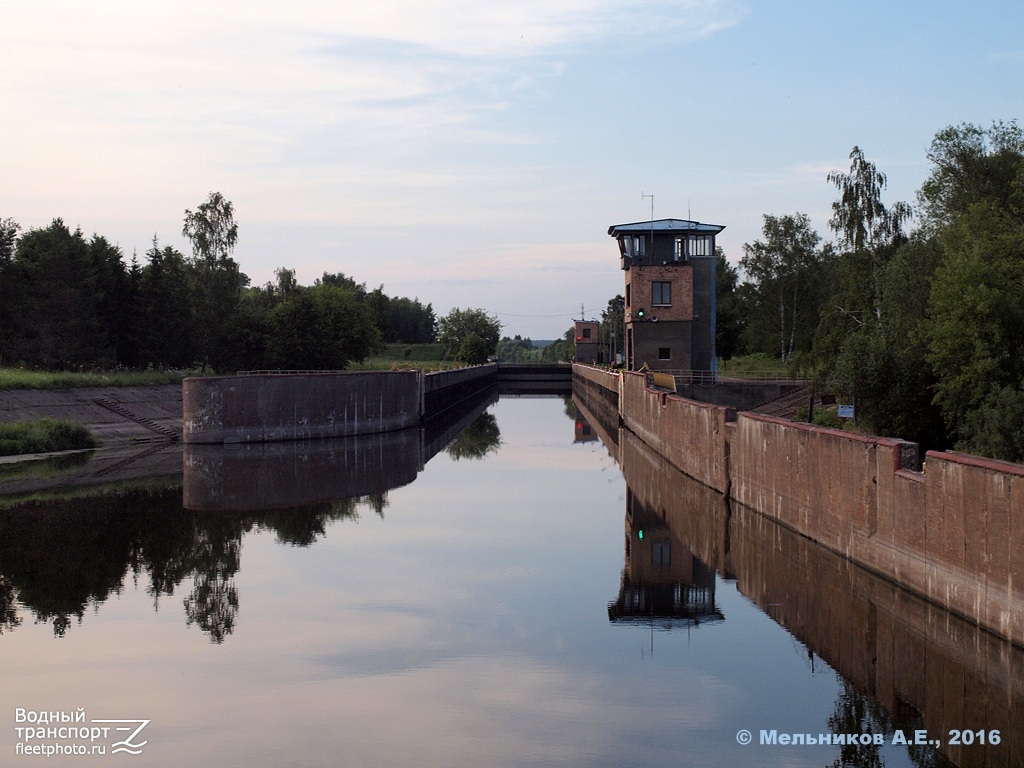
[[1, 393, 1020, 766]]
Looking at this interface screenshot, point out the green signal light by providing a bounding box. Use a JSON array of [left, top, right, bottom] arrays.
[[637, 529, 644, 540]]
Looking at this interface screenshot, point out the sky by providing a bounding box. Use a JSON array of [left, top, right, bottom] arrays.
[[3, 1, 1023, 339]]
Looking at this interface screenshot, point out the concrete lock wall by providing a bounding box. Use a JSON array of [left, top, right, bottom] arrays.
[[583, 367, 1024, 646], [422, 364, 497, 414], [571, 363, 620, 396], [729, 413, 1024, 645], [183, 371, 421, 444], [916, 451, 1024, 644], [422, 364, 497, 395], [619, 371, 731, 494]]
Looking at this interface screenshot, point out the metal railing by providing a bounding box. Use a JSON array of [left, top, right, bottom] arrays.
[[237, 369, 348, 375], [650, 369, 808, 383], [715, 370, 806, 382]]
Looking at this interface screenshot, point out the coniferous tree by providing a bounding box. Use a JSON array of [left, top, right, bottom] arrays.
[[0, 218, 22, 363], [89, 235, 135, 367], [7, 220, 111, 368], [137, 238, 198, 367]]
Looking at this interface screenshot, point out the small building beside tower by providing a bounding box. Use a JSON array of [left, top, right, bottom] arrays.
[[608, 218, 725, 372], [573, 320, 601, 363]]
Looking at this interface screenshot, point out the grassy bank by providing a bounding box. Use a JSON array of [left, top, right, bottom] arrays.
[[0, 367, 197, 390], [717, 353, 794, 379], [0, 418, 98, 457], [0, 353, 465, 386], [349, 344, 468, 372]]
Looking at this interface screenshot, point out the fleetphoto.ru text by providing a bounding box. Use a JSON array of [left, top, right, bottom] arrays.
[[13, 708, 150, 758]]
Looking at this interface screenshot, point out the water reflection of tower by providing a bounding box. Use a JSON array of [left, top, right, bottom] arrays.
[[608, 488, 724, 627], [574, 415, 597, 443]]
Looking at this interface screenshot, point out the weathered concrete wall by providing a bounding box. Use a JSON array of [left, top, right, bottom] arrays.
[[917, 451, 1024, 645], [183, 371, 420, 444], [729, 413, 897, 549], [422, 364, 496, 414], [571, 363, 620, 397], [571, 364, 621, 425], [619, 371, 730, 494], [727, 410, 1024, 646], [182, 366, 503, 445], [422, 364, 496, 394]]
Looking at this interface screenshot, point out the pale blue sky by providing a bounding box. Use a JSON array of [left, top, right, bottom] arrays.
[[3, 1, 1023, 338]]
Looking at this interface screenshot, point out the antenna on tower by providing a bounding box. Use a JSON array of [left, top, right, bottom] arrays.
[[641, 191, 654, 222], [642, 192, 655, 263]]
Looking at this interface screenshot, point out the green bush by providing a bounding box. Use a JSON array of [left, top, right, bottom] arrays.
[[0, 418, 98, 456], [812, 409, 844, 429], [795, 407, 845, 430]]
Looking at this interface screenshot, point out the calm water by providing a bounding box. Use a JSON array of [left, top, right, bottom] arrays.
[[1, 394, 1019, 767]]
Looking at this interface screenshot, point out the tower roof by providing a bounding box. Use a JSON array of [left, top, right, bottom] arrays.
[[608, 218, 725, 237]]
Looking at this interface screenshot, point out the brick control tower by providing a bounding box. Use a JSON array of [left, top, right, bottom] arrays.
[[608, 218, 725, 372]]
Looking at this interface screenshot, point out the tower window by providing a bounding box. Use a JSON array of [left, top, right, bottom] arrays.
[[652, 281, 671, 306], [689, 235, 711, 256], [622, 235, 645, 257]]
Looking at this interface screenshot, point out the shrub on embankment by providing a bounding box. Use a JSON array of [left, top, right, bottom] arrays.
[[0, 418, 97, 456]]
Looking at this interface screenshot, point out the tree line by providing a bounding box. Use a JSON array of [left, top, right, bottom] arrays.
[[0, 193, 439, 372], [6, 120, 1022, 461], [715, 121, 1024, 462]]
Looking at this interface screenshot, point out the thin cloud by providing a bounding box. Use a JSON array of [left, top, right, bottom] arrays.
[[265, 0, 747, 58]]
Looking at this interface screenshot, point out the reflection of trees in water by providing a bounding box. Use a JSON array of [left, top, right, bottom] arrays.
[[828, 680, 887, 768], [444, 412, 501, 461], [563, 396, 577, 420], [363, 493, 388, 519], [260, 498, 366, 547], [828, 680, 948, 768], [0, 484, 384, 643], [186, 574, 239, 643], [182, 515, 245, 644], [0, 575, 21, 634]]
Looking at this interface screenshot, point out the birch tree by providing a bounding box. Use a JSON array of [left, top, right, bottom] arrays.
[[182, 192, 244, 369], [739, 213, 827, 361]]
